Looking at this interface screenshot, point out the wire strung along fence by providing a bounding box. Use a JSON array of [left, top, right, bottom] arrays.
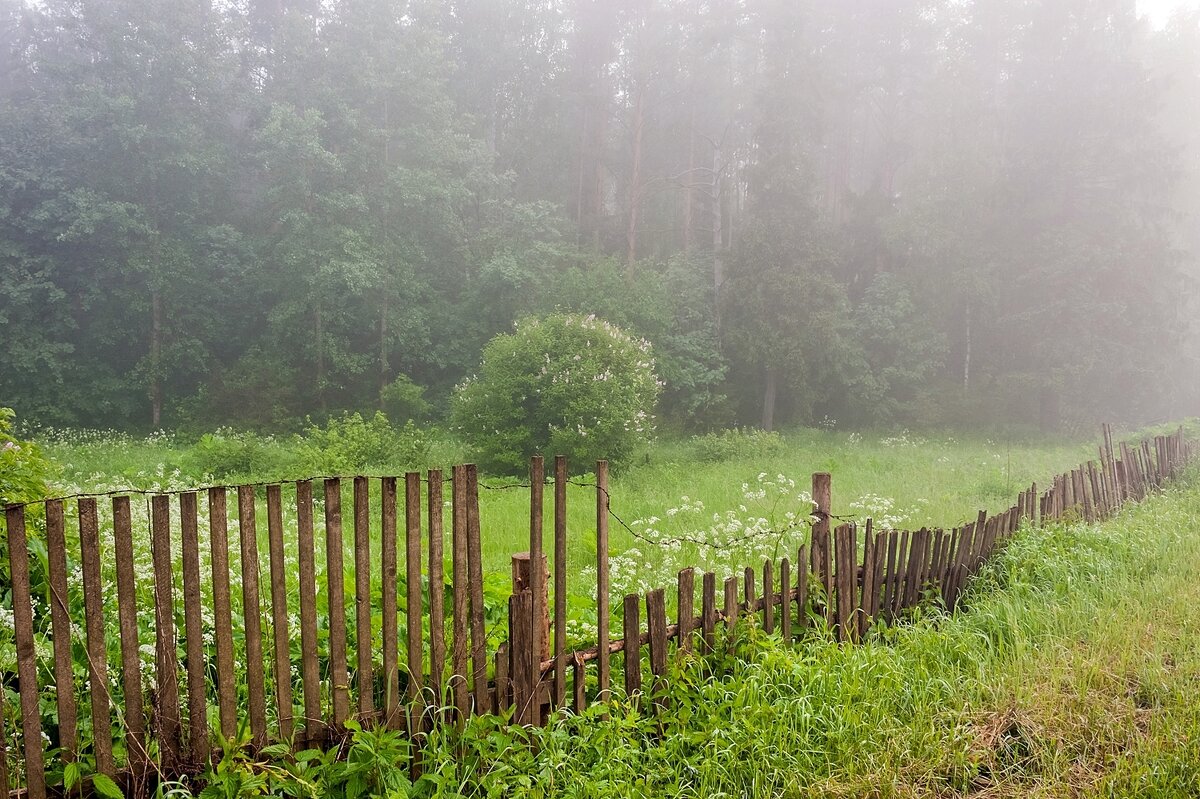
[[1, 426, 1194, 797]]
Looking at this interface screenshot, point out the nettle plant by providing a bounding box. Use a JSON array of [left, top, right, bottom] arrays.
[[452, 313, 662, 475]]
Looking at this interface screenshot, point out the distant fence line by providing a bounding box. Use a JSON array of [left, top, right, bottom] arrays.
[[1, 426, 1194, 798]]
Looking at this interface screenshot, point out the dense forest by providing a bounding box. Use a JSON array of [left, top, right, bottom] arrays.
[[1, 0, 1197, 435]]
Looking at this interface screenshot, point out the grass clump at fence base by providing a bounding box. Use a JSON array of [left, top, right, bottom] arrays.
[[182, 471, 1200, 798]]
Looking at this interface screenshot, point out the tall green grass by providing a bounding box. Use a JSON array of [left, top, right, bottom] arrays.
[[184, 470, 1200, 797], [432, 470, 1200, 797]]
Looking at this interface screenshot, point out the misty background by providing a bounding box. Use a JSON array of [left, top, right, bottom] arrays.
[[1, 0, 1198, 436]]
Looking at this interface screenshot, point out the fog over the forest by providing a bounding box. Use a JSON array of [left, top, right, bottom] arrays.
[[1, 0, 1198, 435]]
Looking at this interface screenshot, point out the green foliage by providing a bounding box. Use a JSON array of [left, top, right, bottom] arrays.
[[295, 412, 431, 475], [380, 375, 432, 423], [0, 407, 53, 506], [182, 429, 276, 479], [689, 427, 784, 464], [452, 314, 661, 474]]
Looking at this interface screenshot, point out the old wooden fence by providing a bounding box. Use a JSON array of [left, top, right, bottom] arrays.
[[1, 426, 1193, 797]]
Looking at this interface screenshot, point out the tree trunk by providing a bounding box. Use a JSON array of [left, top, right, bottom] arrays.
[[712, 146, 724, 334], [150, 289, 162, 428], [761, 366, 777, 432], [963, 301, 972, 393], [379, 298, 388, 410], [315, 304, 326, 414], [625, 80, 646, 274], [682, 103, 696, 255]]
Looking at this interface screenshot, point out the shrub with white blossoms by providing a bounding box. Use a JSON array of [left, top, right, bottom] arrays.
[[451, 313, 662, 475], [588, 473, 815, 598]]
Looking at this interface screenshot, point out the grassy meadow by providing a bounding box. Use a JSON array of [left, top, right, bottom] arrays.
[[33, 425, 1105, 595]]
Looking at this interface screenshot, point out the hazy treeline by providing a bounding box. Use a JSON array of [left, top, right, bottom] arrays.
[[1, 0, 1197, 434]]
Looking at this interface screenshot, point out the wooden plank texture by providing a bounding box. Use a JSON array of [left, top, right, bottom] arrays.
[[554, 456, 569, 707], [381, 477, 399, 728], [237, 486, 267, 747], [428, 470, 446, 714], [208, 488, 237, 741], [466, 464, 489, 715], [78, 498, 114, 776], [180, 491, 210, 764], [7, 505, 47, 799], [45, 500, 78, 762], [596, 461, 611, 702], [353, 477, 374, 717], [324, 479, 351, 727], [296, 481, 322, 746], [265, 486, 293, 744]]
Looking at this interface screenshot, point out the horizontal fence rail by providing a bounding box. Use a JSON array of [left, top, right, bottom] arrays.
[[0, 426, 1193, 797]]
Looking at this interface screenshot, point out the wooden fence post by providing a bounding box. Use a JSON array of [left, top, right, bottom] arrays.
[[236, 487, 266, 748], [509, 590, 535, 725], [811, 473, 833, 626], [554, 456, 569, 708], [529, 456, 546, 724], [6, 505, 46, 799], [264, 487, 293, 745], [623, 593, 642, 698], [381, 477, 399, 729], [596, 461, 611, 703], [450, 466, 469, 724], [75, 499, 115, 778], [466, 465, 489, 715]]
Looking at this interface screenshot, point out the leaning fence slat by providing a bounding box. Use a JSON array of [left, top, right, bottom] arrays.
[[495, 643, 511, 713], [296, 481, 322, 747], [762, 559, 775, 634], [812, 472, 833, 625], [152, 495, 183, 768], [596, 461, 611, 702], [45, 500, 78, 762], [381, 477, 399, 728], [78, 498, 114, 777], [237, 487, 268, 748], [324, 479, 351, 728], [510, 590, 535, 725], [573, 655, 587, 713], [646, 588, 668, 694], [677, 568, 695, 654], [427, 470, 446, 714], [405, 474, 425, 721], [180, 492, 210, 764], [796, 544, 808, 632], [208, 488, 237, 741], [466, 464, 489, 715], [869, 533, 888, 620], [858, 524, 876, 637], [724, 576, 739, 636], [780, 558, 792, 641], [528, 456, 545, 724], [879, 531, 898, 620], [353, 477, 375, 718], [265, 486, 294, 744], [623, 593, 642, 697], [701, 571, 717, 653], [834, 524, 855, 641], [450, 465, 470, 722], [7, 506, 47, 799], [554, 456, 569, 707], [743, 566, 756, 621]]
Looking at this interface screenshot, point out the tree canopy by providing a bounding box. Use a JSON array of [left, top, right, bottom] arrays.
[[1, 0, 1197, 434]]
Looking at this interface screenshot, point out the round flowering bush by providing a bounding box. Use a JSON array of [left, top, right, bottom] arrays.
[[452, 314, 661, 475]]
